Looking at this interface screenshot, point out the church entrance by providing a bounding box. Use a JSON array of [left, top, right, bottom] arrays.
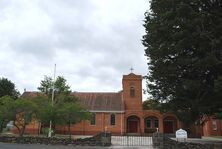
[[163, 116, 177, 134], [163, 121, 173, 133], [127, 116, 140, 133]]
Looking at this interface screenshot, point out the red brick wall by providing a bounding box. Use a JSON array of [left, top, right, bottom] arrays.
[[122, 74, 143, 111], [55, 113, 124, 135], [203, 117, 222, 136], [12, 73, 182, 136], [12, 120, 39, 135]]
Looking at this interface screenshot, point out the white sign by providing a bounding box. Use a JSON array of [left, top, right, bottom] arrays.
[[176, 129, 187, 139]]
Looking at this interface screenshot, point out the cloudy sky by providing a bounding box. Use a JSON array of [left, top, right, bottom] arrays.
[[0, 0, 150, 99]]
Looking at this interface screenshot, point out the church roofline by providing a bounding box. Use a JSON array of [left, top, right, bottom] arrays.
[[89, 110, 125, 113], [72, 91, 120, 94], [123, 73, 142, 78]]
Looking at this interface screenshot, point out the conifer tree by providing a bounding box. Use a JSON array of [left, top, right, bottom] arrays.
[[143, 0, 222, 126]]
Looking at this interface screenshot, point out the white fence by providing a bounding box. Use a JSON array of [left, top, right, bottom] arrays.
[[111, 136, 153, 146]]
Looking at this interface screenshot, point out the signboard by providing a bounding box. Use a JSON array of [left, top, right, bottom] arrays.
[[176, 129, 187, 139]]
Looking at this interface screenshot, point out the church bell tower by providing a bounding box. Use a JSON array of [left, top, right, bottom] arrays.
[[122, 72, 143, 111]]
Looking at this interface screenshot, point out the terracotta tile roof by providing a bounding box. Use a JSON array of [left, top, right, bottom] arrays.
[[71, 92, 123, 112], [21, 91, 124, 112], [21, 91, 43, 98]]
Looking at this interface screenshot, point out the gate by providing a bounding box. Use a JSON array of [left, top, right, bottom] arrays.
[[111, 135, 153, 146]]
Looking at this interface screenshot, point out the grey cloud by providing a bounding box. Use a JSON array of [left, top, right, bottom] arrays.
[[0, 0, 149, 96], [10, 36, 55, 60], [35, 0, 96, 52], [38, 0, 94, 12]]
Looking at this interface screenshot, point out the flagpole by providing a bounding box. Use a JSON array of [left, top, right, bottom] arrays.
[[49, 64, 56, 137]]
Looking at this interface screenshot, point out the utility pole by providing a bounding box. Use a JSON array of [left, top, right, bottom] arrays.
[[48, 64, 56, 137]]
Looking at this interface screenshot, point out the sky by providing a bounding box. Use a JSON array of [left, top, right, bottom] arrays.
[[0, 0, 150, 99]]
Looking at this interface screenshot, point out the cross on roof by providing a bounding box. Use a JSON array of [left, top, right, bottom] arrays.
[[130, 67, 134, 73]]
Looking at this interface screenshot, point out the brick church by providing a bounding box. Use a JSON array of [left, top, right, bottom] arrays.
[[21, 73, 181, 135]]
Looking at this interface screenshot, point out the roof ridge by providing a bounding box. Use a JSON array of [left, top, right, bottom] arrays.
[[72, 91, 119, 94]]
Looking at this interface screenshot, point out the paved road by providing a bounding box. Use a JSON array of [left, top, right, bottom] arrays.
[[172, 137, 222, 144], [0, 143, 155, 149]]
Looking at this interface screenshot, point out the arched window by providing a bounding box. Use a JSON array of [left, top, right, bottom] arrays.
[[90, 113, 96, 125], [145, 117, 159, 128], [146, 118, 151, 128], [154, 119, 159, 128], [130, 87, 135, 97], [110, 114, 115, 125], [212, 119, 217, 130]]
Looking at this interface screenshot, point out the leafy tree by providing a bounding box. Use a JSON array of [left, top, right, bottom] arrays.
[[37, 76, 53, 95], [54, 93, 78, 106], [33, 96, 60, 130], [0, 78, 20, 99], [54, 76, 71, 94], [36, 76, 90, 137], [143, 99, 161, 110], [38, 76, 71, 96], [37, 76, 72, 129], [33, 95, 90, 138], [12, 98, 37, 137], [0, 96, 15, 133], [58, 103, 90, 139], [143, 0, 222, 126]]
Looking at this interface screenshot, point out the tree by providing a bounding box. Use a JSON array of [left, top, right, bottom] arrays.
[[38, 76, 71, 96], [58, 103, 90, 140], [12, 98, 37, 137], [143, 0, 222, 126], [33, 96, 61, 131], [37, 75, 72, 126], [54, 76, 71, 94], [37, 76, 53, 95], [36, 76, 90, 137], [0, 78, 20, 99], [143, 99, 161, 110], [33, 94, 90, 138], [0, 96, 15, 133]]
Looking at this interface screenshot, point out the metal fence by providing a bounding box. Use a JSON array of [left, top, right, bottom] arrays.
[[111, 135, 153, 146]]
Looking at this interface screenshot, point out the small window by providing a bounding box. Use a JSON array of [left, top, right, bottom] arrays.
[[110, 114, 115, 125], [146, 119, 151, 128], [212, 120, 217, 130], [90, 113, 96, 125], [154, 119, 159, 128], [130, 87, 135, 97]]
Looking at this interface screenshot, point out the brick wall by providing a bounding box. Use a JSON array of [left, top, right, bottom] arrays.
[[203, 117, 222, 136], [55, 113, 124, 135], [122, 73, 143, 111]]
